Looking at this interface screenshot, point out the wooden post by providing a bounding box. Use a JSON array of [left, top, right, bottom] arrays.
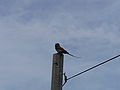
[[51, 53, 64, 90]]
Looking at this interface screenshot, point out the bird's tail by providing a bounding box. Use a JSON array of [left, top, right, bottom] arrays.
[[68, 53, 81, 58]]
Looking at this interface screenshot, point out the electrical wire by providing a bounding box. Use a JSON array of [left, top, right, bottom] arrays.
[[67, 54, 120, 81]]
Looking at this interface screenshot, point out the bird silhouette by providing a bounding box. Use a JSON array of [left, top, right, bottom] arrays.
[[55, 43, 81, 58]]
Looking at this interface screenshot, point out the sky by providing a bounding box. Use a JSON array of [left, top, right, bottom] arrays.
[[0, 0, 120, 90]]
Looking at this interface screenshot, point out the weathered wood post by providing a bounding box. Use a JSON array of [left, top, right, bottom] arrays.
[[51, 53, 64, 90]]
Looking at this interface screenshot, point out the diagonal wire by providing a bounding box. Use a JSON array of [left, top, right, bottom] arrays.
[[67, 54, 120, 81]]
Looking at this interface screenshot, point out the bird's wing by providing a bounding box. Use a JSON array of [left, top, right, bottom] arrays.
[[57, 46, 65, 50], [57, 46, 68, 53]]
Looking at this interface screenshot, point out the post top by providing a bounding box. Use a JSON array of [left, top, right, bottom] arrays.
[[53, 53, 64, 56]]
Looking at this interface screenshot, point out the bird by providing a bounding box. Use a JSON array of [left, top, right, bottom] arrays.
[[55, 43, 81, 58]]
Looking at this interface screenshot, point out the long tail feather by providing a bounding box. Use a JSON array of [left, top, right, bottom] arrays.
[[68, 53, 81, 58]]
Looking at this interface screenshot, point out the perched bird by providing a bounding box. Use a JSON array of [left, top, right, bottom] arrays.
[[55, 43, 81, 58]]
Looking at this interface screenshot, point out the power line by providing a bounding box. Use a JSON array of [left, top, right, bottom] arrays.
[[67, 54, 120, 81]]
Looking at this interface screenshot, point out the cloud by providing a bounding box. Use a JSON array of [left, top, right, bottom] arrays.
[[0, 0, 120, 90]]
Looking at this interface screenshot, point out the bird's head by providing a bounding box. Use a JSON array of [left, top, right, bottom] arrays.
[[55, 43, 60, 47]]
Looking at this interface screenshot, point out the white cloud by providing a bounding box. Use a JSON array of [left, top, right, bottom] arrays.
[[0, 0, 120, 90]]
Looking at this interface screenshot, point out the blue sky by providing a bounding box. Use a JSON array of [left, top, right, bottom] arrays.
[[0, 0, 120, 90]]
